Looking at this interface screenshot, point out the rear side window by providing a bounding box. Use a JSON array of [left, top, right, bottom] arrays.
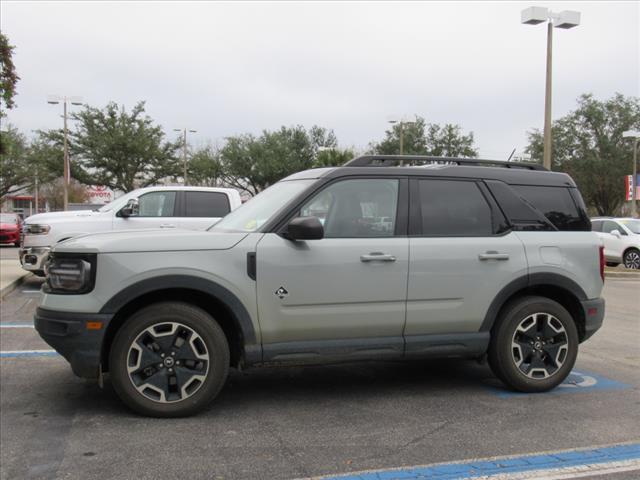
[[512, 185, 587, 231], [184, 192, 230, 218], [591, 220, 603, 232], [418, 179, 492, 236]]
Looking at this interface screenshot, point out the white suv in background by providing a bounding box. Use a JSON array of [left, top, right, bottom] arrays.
[[591, 217, 640, 269], [20, 186, 242, 275]]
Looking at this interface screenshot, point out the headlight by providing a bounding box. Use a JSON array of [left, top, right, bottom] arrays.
[[44, 253, 97, 294], [25, 224, 51, 235]]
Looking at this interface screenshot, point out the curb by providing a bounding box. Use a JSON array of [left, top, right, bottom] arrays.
[[605, 271, 640, 279], [0, 273, 33, 300]]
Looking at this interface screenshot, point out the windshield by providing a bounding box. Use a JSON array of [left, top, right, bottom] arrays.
[[0, 214, 18, 223], [619, 219, 640, 234], [211, 180, 315, 232]]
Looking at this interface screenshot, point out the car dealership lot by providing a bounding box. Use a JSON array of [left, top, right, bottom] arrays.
[[1, 277, 639, 480]]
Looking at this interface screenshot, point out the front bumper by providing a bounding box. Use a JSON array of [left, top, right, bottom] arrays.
[[19, 247, 50, 272], [580, 297, 605, 342], [0, 230, 20, 244], [34, 307, 113, 379]]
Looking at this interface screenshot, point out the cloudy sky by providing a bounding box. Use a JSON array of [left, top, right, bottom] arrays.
[[1, 1, 638, 158]]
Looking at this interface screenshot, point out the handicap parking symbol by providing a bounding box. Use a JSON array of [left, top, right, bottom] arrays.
[[488, 370, 630, 397]]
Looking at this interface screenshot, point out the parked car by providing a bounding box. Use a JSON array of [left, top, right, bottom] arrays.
[[591, 217, 640, 269], [35, 156, 605, 417], [0, 213, 23, 247], [20, 186, 241, 275]]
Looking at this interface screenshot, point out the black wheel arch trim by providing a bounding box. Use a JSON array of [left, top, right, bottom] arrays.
[[480, 272, 588, 332], [99, 275, 259, 354]]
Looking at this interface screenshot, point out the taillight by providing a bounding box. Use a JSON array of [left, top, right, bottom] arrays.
[[599, 245, 605, 282]]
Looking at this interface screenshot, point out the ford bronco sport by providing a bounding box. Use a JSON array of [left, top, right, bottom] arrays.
[[35, 156, 605, 417]]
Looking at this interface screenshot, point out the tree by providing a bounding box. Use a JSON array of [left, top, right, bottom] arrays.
[[526, 93, 640, 215], [221, 125, 343, 195], [188, 145, 225, 187], [0, 33, 20, 119], [40, 178, 88, 211], [0, 125, 29, 198], [39, 101, 181, 192], [372, 116, 478, 157], [314, 147, 356, 168]]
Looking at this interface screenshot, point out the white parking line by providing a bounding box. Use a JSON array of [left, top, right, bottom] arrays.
[[0, 324, 34, 328]]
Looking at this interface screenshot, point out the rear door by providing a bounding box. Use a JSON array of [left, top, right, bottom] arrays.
[[179, 191, 232, 230], [405, 178, 527, 351]]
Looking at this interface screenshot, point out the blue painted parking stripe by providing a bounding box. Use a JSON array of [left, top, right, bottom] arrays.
[[0, 350, 59, 358], [488, 370, 630, 397], [316, 443, 640, 480]]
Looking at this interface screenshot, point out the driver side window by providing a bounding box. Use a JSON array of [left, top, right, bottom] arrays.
[[603, 220, 626, 235], [299, 179, 399, 238], [137, 191, 177, 217]]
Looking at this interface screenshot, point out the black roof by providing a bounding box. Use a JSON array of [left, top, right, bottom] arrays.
[[320, 155, 575, 187]]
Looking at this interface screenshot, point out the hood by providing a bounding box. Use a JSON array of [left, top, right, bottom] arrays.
[[53, 228, 248, 254], [25, 210, 101, 224]]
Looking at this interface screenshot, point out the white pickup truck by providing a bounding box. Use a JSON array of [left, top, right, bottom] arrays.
[[20, 186, 242, 275]]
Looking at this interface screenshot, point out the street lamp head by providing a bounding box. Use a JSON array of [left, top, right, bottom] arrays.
[[623, 130, 640, 139], [174, 129, 182, 132], [69, 96, 84, 106], [46, 94, 61, 104], [189, 130, 197, 133], [554, 10, 580, 29], [521, 6, 549, 25]]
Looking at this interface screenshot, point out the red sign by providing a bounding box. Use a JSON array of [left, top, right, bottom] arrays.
[[625, 175, 640, 201]]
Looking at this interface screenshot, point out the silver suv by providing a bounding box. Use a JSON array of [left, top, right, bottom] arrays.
[[35, 156, 606, 417]]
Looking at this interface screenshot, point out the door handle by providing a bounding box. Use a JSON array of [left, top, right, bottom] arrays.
[[478, 251, 509, 261], [360, 252, 397, 262], [160, 223, 176, 228]]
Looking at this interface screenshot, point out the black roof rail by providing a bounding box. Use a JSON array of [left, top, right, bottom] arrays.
[[344, 155, 547, 171]]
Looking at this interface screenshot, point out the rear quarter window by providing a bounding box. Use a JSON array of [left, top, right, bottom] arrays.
[[512, 185, 589, 231], [184, 192, 230, 218]]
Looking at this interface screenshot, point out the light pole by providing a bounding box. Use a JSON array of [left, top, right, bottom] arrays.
[[521, 7, 580, 170], [174, 128, 197, 185], [623, 130, 640, 218], [47, 95, 83, 211], [388, 116, 416, 155]]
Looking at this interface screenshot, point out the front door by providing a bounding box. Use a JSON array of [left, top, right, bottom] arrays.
[[113, 190, 179, 230], [256, 177, 409, 361]]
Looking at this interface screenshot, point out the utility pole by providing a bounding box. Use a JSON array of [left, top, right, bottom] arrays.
[[47, 95, 83, 211], [34, 166, 39, 215], [174, 128, 197, 185], [543, 20, 553, 170]]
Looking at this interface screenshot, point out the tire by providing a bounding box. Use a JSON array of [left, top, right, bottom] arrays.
[[109, 302, 230, 417], [33, 270, 46, 277], [623, 248, 640, 270], [605, 262, 619, 268], [488, 296, 579, 393]]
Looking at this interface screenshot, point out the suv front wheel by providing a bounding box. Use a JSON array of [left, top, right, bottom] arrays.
[[109, 302, 230, 417], [488, 296, 578, 392]]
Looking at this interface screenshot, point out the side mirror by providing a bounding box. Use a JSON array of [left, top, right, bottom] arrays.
[[610, 229, 621, 238], [119, 198, 139, 218], [286, 216, 324, 241]]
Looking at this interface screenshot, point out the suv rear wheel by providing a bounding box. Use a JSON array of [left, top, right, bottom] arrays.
[[109, 302, 230, 417], [488, 296, 578, 392], [623, 248, 640, 269]]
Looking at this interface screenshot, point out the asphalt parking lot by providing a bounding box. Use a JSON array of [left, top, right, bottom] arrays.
[[1, 276, 639, 480]]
